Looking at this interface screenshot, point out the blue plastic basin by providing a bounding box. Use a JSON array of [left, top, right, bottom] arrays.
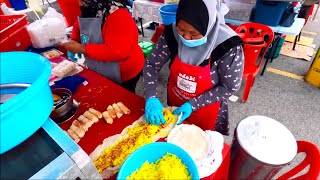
[[117, 142, 199, 180], [0, 52, 53, 154], [159, 4, 178, 25]]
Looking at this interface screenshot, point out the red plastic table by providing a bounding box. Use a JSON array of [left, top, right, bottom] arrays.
[[58, 69, 230, 179]]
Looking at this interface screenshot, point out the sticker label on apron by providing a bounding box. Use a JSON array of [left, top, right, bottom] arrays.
[[80, 34, 89, 44], [177, 73, 197, 93]]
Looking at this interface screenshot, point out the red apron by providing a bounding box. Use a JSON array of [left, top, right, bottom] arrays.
[[168, 55, 221, 131]]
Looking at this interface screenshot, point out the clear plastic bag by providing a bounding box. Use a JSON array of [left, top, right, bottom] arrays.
[[27, 8, 68, 48]]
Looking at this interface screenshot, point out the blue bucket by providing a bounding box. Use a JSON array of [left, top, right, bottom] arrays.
[[159, 4, 178, 25], [117, 142, 200, 180], [0, 52, 53, 154]]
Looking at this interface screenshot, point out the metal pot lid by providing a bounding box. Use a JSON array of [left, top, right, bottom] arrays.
[[237, 115, 297, 165]]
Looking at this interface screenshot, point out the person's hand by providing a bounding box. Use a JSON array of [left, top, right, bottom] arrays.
[[145, 97, 166, 126], [61, 40, 86, 54], [173, 102, 192, 124]]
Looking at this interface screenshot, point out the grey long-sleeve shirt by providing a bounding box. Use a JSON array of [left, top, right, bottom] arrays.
[[143, 34, 244, 135]]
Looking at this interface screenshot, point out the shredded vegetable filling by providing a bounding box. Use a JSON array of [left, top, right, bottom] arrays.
[[127, 153, 191, 180], [93, 109, 176, 173]]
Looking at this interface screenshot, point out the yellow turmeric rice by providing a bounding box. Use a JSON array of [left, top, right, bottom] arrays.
[[94, 110, 176, 172], [126, 153, 191, 180]]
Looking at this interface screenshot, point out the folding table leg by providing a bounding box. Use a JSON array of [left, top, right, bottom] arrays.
[[261, 36, 280, 76], [293, 35, 298, 50], [46, 0, 52, 7], [139, 18, 144, 37]]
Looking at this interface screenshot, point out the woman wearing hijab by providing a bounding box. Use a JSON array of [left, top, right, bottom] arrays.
[[144, 0, 244, 135], [61, 0, 144, 93]]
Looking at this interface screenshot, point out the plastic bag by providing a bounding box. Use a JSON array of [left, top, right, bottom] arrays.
[[43, 7, 67, 28], [27, 8, 68, 48]]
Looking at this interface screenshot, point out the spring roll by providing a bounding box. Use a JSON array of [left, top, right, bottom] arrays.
[[70, 124, 85, 138], [117, 102, 130, 114], [112, 103, 123, 118], [78, 115, 93, 127], [107, 105, 117, 118], [89, 108, 102, 119], [67, 129, 80, 143], [73, 120, 88, 132], [102, 111, 113, 124], [84, 111, 99, 123]]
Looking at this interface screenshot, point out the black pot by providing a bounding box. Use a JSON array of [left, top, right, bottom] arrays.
[[50, 88, 74, 124]]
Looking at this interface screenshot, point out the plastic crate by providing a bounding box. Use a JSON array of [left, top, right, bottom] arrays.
[[0, 26, 31, 52], [0, 14, 28, 42], [252, 0, 289, 26]]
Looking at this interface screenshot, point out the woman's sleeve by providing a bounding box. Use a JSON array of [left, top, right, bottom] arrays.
[[70, 19, 81, 42], [85, 9, 136, 61], [189, 45, 244, 111], [143, 34, 171, 99]]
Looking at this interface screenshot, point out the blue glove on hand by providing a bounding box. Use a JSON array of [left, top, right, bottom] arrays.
[[67, 51, 82, 62], [145, 97, 166, 126], [173, 102, 193, 124]]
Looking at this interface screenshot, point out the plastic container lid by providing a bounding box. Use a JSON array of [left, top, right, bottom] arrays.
[[237, 116, 297, 165]]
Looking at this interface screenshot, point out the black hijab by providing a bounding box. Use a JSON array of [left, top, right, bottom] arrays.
[[176, 0, 209, 36]]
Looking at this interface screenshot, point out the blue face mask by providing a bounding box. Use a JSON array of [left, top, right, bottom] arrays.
[[178, 34, 207, 48]]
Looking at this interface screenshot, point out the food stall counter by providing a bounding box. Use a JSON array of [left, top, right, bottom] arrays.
[[58, 69, 145, 154], [57, 68, 230, 179]]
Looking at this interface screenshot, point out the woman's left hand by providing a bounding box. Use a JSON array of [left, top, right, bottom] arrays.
[[60, 40, 86, 54], [173, 102, 193, 124]]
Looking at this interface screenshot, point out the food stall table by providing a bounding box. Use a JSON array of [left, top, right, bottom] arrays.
[[132, 0, 163, 36], [57, 68, 230, 179]]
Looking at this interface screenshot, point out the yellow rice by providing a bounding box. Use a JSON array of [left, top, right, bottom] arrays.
[[126, 153, 191, 180], [93, 110, 177, 172]]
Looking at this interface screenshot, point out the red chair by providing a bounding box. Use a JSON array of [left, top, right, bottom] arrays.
[[235, 23, 274, 103], [277, 140, 320, 180]]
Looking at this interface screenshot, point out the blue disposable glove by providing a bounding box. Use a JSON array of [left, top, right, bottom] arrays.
[[67, 51, 82, 62], [145, 97, 166, 126], [173, 102, 193, 124]]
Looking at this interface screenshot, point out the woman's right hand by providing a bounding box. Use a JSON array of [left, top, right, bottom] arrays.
[[145, 97, 166, 126]]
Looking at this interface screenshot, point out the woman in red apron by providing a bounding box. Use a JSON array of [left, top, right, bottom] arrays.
[[61, 0, 144, 93], [143, 0, 244, 135]]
